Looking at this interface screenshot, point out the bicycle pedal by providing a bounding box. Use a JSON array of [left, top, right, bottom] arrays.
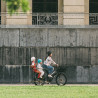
[[45, 81, 50, 84], [38, 78, 43, 80], [34, 81, 38, 82]]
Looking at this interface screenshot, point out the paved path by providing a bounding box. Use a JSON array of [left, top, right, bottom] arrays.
[[0, 84, 98, 86]]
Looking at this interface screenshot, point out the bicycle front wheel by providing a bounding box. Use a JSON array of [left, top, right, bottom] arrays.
[[56, 73, 67, 85]]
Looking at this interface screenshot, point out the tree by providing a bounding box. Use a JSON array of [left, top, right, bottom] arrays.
[[3, 0, 30, 15]]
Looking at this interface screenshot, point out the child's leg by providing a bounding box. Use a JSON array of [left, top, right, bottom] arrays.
[[47, 66, 54, 75], [39, 70, 44, 78], [41, 70, 44, 78], [35, 70, 41, 78], [42, 64, 48, 69]]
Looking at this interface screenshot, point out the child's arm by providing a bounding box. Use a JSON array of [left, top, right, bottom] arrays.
[[30, 64, 34, 68], [30, 62, 35, 68], [51, 58, 56, 65], [37, 64, 43, 69], [35, 63, 37, 66]]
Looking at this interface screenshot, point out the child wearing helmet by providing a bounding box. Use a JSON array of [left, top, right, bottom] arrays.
[[31, 57, 41, 79], [37, 59, 44, 78], [43, 51, 58, 77]]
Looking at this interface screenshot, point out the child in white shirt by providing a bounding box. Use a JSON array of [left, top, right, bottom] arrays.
[[37, 59, 44, 78], [43, 51, 58, 77]]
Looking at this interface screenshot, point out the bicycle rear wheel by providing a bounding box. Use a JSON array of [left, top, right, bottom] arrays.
[[34, 78, 45, 85], [33, 74, 45, 85], [56, 73, 67, 85]]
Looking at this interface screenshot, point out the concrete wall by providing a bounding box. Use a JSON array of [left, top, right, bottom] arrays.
[[0, 28, 98, 47], [0, 65, 98, 84], [1, 47, 98, 66], [0, 27, 98, 84]]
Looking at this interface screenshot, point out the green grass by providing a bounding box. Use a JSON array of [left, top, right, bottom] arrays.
[[0, 86, 98, 98]]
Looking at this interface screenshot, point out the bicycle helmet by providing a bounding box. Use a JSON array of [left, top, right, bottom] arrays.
[[38, 59, 42, 63], [31, 57, 35, 61], [47, 51, 52, 56]]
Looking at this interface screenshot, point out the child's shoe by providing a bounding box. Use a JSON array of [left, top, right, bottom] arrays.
[[40, 76, 42, 78], [48, 75, 52, 77]]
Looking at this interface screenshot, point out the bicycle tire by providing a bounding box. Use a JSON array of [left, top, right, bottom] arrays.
[[56, 73, 67, 85], [34, 78, 45, 85], [33, 74, 45, 86]]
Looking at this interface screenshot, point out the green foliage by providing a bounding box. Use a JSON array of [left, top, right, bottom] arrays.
[[21, 0, 30, 12], [3, 0, 30, 15]]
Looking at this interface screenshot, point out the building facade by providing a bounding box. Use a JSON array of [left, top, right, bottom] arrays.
[[1, 0, 98, 25], [0, 0, 98, 84]]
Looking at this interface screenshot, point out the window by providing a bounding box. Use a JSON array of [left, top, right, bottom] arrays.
[[33, 0, 58, 12], [32, 0, 58, 25], [89, 0, 98, 13], [89, 0, 98, 25]]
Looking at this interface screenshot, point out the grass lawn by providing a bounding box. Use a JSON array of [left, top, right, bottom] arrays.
[[0, 85, 98, 98]]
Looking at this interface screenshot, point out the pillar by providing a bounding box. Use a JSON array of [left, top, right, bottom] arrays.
[[1, 0, 6, 25], [58, 0, 63, 25], [63, 0, 89, 25], [84, 0, 89, 25]]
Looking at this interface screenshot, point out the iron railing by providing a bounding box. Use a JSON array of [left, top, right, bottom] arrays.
[[89, 13, 98, 25], [0, 13, 98, 26], [32, 13, 58, 25]]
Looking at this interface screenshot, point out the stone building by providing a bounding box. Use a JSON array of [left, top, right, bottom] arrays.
[[0, 0, 98, 84], [0, 0, 97, 25]]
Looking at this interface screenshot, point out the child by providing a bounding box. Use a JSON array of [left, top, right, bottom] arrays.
[[43, 51, 58, 77], [37, 59, 44, 78], [31, 57, 41, 79]]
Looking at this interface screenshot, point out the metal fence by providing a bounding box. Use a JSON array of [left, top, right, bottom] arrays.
[[32, 13, 58, 25], [0, 13, 98, 26], [89, 13, 98, 25], [32, 13, 98, 25]]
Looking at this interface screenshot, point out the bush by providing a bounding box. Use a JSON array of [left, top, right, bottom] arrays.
[[3, 0, 30, 15]]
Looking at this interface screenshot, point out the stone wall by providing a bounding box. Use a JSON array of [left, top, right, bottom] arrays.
[[0, 27, 98, 83], [0, 65, 98, 84], [0, 47, 98, 66], [0, 28, 98, 47]]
